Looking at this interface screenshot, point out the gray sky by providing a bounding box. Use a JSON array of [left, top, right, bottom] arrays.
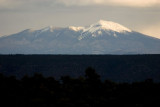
[[0, 0, 160, 38]]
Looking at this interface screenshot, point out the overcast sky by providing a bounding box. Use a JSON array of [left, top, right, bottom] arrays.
[[0, 0, 160, 38]]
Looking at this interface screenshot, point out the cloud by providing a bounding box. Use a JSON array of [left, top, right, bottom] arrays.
[[56, 0, 160, 7], [0, 0, 160, 9], [0, 0, 22, 8], [0, 0, 54, 9]]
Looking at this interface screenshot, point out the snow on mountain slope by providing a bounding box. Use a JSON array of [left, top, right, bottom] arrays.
[[83, 20, 131, 33], [0, 20, 160, 54], [78, 20, 132, 40], [68, 26, 84, 31]]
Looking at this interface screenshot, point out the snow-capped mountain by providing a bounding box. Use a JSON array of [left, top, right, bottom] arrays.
[[0, 20, 160, 54], [78, 20, 131, 40]]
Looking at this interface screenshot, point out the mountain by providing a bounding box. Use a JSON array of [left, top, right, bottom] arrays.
[[0, 20, 160, 54]]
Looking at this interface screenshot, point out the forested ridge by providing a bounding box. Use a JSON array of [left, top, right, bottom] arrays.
[[0, 55, 160, 82], [0, 67, 160, 107]]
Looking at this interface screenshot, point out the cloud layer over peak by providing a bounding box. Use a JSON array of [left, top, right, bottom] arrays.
[[55, 0, 160, 7], [0, 0, 160, 8]]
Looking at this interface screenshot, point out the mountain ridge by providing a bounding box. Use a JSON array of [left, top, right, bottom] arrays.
[[0, 20, 160, 54]]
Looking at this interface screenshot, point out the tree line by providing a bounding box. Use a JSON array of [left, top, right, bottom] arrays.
[[0, 67, 160, 107]]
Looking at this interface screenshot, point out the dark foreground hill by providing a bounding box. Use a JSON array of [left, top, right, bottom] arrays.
[[0, 67, 160, 107], [0, 55, 160, 82]]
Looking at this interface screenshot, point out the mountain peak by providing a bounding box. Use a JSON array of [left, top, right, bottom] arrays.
[[97, 19, 111, 25], [40, 26, 54, 32], [68, 26, 84, 31], [88, 20, 132, 33]]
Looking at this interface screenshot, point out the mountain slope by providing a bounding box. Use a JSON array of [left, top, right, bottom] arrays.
[[0, 20, 160, 54]]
